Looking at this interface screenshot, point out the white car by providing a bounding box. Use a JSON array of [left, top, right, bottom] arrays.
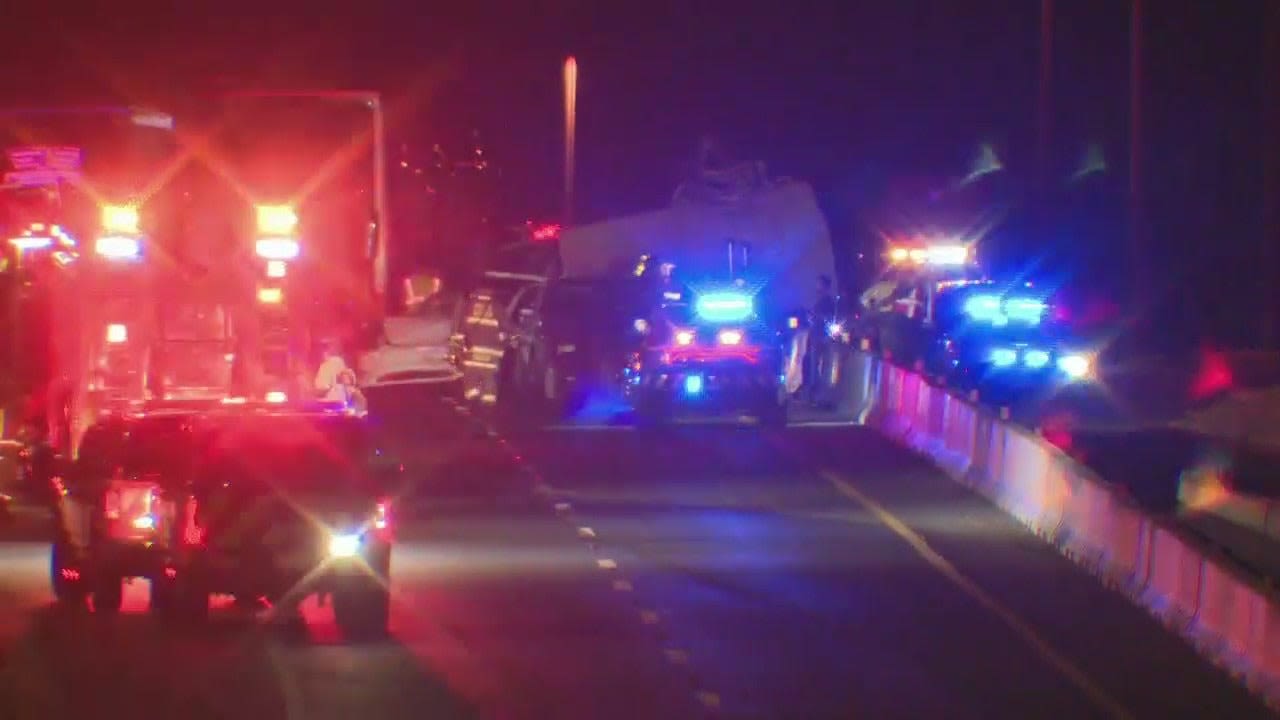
[[357, 299, 462, 388]]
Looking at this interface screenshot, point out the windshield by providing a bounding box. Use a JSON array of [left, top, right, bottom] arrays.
[[201, 413, 373, 489]]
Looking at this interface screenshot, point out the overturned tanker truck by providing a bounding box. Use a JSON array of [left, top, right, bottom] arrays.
[[456, 161, 843, 422]]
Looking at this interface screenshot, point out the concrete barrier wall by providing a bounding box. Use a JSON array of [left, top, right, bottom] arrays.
[[841, 350, 1280, 707]]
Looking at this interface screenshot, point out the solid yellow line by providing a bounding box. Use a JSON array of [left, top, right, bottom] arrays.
[[820, 470, 1134, 720]]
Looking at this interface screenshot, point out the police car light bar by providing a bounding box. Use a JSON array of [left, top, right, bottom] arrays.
[[255, 237, 300, 260], [888, 244, 969, 266], [964, 293, 1046, 325], [694, 292, 753, 323], [95, 235, 141, 259]]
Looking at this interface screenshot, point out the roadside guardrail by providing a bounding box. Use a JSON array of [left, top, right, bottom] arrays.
[[839, 350, 1280, 708]]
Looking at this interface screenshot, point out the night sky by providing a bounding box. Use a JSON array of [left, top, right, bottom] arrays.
[[1, 1, 1272, 343]]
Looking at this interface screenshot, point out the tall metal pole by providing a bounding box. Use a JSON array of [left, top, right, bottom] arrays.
[[1128, 0, 1146, 314], [563, 57, 578, 226], [370, 95, 390, 307]]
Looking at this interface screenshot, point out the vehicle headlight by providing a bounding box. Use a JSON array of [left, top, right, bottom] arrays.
[[328, 533, 362, 558], [1057, 353, 1092, 379], [826, 321, 843, 338]]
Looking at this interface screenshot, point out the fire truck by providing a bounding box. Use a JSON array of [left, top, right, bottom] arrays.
[[0, 108, 255, 455]]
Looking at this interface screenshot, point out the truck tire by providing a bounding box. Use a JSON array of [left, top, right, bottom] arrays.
[[334, 586, 390, 641], [759, 395, 789, 428], [93, 574, 123, 614]]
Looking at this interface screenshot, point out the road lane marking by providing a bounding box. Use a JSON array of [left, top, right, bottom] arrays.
[[554, 501, 572, 513], [596, 558, 618, 570], [577, 526, 596, 538], [820, 470, 1134, 720], [695, 691, 722, 710], [612, 579, 633, 592], [664, 648, 689, 665], [639, 609, 660, 625]]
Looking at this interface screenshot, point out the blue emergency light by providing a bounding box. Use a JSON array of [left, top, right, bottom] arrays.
[[684, 374, 704, 395], [694, 292, 753, 323], [963, 293, 1046, 325]]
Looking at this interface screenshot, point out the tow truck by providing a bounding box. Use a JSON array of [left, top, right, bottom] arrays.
[[854, 238, 1094, 392]]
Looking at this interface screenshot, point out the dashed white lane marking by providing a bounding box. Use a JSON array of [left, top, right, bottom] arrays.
[[446, 401, 723, 716], [695, 691, 722, 710], [664, 648, 689, 665]]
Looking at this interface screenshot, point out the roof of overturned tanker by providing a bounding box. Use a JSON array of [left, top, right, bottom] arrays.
[[557, 176, 834, 314]]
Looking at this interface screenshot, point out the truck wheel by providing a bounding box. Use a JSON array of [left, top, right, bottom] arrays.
[[759, 396, 789, 428], [50, 542, 86, 605], [333, 586, 390, 641], [633, 391, 671, 429], [93, 574, 123, 614], [156, 577, 209, 623]]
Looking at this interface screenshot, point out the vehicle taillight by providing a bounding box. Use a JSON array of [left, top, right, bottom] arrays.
[[183, 497, 205, 546]]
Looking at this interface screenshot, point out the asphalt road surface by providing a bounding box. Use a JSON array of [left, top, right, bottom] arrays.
[[0, 392, 1270, 719]]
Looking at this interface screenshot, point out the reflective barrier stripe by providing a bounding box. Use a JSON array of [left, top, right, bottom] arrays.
[[841, 349, 1280, 708]]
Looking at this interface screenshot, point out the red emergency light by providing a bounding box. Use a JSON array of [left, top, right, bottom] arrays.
[[531, 223, 561, 241]]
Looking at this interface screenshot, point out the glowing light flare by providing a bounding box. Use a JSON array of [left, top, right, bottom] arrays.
[[265, 260, 287, 278], [256, 205, 298, 235], [328, 533, 361, 558], [101, 205, 140, 235], [717, 329, 744, 346], [888, 243, 969, 266], [8, 236, 51, 251], [694, 292, 753, 322], [95, 235, 141, 259], [683, 375, 704, 395], [990, 348, 1018, 367], [265, 391, 287, 404], [1024, 349, 1051, 368], [1057, 354, 1092, 379], [105, 324, 128, 344], [674, 329, 695, 346], [532, 223, 561, 241], [255, 237, 300, 260], [131, 515, 155, 530], [257, 287, 284, 304]]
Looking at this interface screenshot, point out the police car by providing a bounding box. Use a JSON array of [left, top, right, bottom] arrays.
[[628, 285, 788, 426]]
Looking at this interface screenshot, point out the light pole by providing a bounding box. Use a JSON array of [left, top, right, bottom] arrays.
[[220, 89, 390, 308], [563, 56, 577, 226]]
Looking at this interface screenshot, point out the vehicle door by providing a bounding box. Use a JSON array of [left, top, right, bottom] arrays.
[[505, 283, 545, 390]]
